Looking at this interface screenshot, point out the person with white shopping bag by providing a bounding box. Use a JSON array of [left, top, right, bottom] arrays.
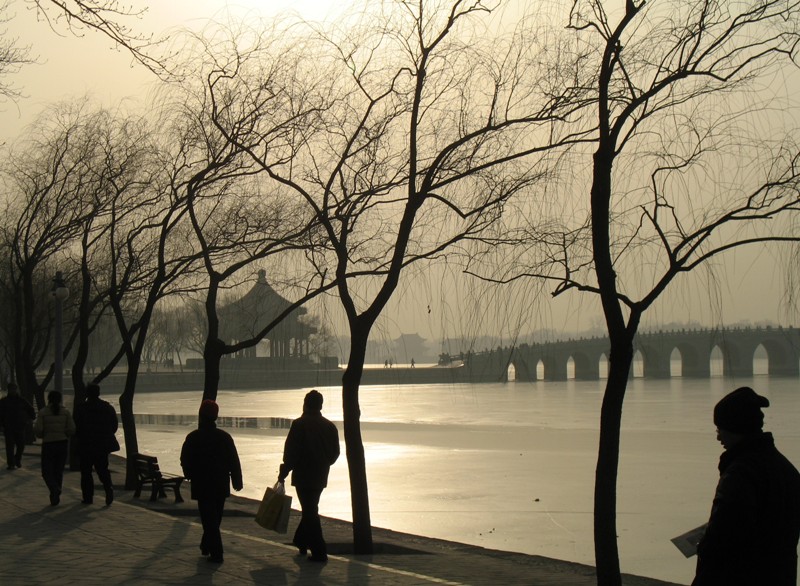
[[278, 390, 340, 563], [255, 480, 292, 533]]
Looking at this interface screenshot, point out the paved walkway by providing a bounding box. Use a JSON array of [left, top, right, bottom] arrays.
[[0, 444, 683, 585]]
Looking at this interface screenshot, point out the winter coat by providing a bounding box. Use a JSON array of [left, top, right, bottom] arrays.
[[0, 393, 36, 433], [279, 410, 340, 490], [34, 405, 76, 443], [74, 398, 120, 455], [693, 432, 800, 586], [180, 421, 242, 501]]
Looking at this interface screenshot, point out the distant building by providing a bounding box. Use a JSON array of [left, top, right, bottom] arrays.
[[393, 333, 433, 364], [218, 270, 316, 360]]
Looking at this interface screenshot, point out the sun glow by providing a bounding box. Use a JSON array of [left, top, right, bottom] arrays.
[[151, 0, 352, 28]]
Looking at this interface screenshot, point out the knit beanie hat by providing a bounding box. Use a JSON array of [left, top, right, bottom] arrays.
[[199, 400, 219, 421], [713, 387, 769, 434]]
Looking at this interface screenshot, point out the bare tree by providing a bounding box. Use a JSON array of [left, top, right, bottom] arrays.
[[0, 102, 111, 408], [204, 0, 590, 552], [67, 110, 159, 395], [145, 304, 194, 371], [1, 102, 190, 481], [0, 1, 33, 102], [0, 0, 169, 106], [25, 0, 166, 74], [99, 115, 205, 488], [157, 60, 334, 401], [480, 1, 800, 584]]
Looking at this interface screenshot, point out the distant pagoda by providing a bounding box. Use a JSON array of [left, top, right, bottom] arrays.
[[218, 270, 315, 360]]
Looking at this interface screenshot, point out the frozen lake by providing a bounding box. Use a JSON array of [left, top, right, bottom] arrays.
[[113, 372, 800, 585]]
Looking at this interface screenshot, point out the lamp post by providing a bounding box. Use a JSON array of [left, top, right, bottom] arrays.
[[52, 272, 69, 394]]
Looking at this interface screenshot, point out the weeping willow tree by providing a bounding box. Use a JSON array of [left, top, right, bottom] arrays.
[[184, 0, 592, 552], [471, 1, 800, 584]]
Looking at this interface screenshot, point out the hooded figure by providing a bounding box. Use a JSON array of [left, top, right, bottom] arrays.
[[180, 400, 243, 563], [278, 390, 340, 562], [693, 387, 800, 586]]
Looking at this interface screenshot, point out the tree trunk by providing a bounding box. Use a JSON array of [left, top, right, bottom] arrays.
[[342, 328, 373, 554], [593, 334, 634, 586], [17, 366, 41, 410], [68, 371, 87, 470], [202, 278, 222, 402], [202, 338, 223, 401], [590, 126, 632, 584], [119, 361, 141, 490]]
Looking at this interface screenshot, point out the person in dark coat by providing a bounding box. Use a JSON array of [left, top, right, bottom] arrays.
[[278, 390, 340, 562], [73, 383, 119, 505], [0, 383, 36, 470], [180, 400, 243, 564], [693, 386, 800, 586]]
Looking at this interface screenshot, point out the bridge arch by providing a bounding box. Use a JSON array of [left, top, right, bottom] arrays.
[[599, 353, 609, 379], [760, 336, 800, 377], [507, 356, 536, 382], [534, 359, 544, 380], [717, 339, 756, 378], [632, 350, 644, 378], [669, 348, 681, 377], [674, 342, 711, 378], [753, 345, 768, 376], [506, 363, 516, 382]]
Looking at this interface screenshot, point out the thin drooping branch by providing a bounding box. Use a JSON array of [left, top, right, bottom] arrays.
[[29, 0, 169, 75]]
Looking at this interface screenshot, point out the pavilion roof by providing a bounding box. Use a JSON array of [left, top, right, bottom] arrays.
[[218, 270, 307, 340]]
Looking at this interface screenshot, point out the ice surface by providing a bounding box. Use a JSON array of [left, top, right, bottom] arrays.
[[117, 375, 800, 585]]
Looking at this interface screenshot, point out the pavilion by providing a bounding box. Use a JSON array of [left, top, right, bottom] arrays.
[[218, 270, 316, 363]]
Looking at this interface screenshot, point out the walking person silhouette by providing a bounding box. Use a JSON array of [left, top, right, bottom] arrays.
[[181, 400, 243, 563], [0, 383, 36, 470], [278, 390, 340, 562], [74, 383, 119, 505], [34, 391, 75, 505]]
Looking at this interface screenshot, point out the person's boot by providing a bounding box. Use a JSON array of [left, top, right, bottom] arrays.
[[104, 485, 114, 506]]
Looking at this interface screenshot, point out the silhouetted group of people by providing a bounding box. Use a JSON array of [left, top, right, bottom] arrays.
[[180, 389, 339, 565], [0, 383, 121, 506], [2, 382, 797, 582], [0, 382, 340, 567]]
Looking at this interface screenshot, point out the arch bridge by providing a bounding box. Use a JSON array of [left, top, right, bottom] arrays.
[[463, 326, 800, 382]]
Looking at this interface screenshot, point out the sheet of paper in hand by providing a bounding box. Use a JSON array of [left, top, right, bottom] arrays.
[[671, 523, 708, 558]]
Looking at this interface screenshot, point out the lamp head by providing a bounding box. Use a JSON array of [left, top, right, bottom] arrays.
[[52, 271, 69, 301]]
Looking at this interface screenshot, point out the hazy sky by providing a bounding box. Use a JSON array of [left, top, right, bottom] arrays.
[[2, 0, 347, 135], [1, 0, 796, 341]]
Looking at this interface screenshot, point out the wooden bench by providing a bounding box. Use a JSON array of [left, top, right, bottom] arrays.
[[133, 453, 185, 503]]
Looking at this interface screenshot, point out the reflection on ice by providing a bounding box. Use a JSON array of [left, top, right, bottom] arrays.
[[119, 377, 800, 585], [364, 444, 413, 464]]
